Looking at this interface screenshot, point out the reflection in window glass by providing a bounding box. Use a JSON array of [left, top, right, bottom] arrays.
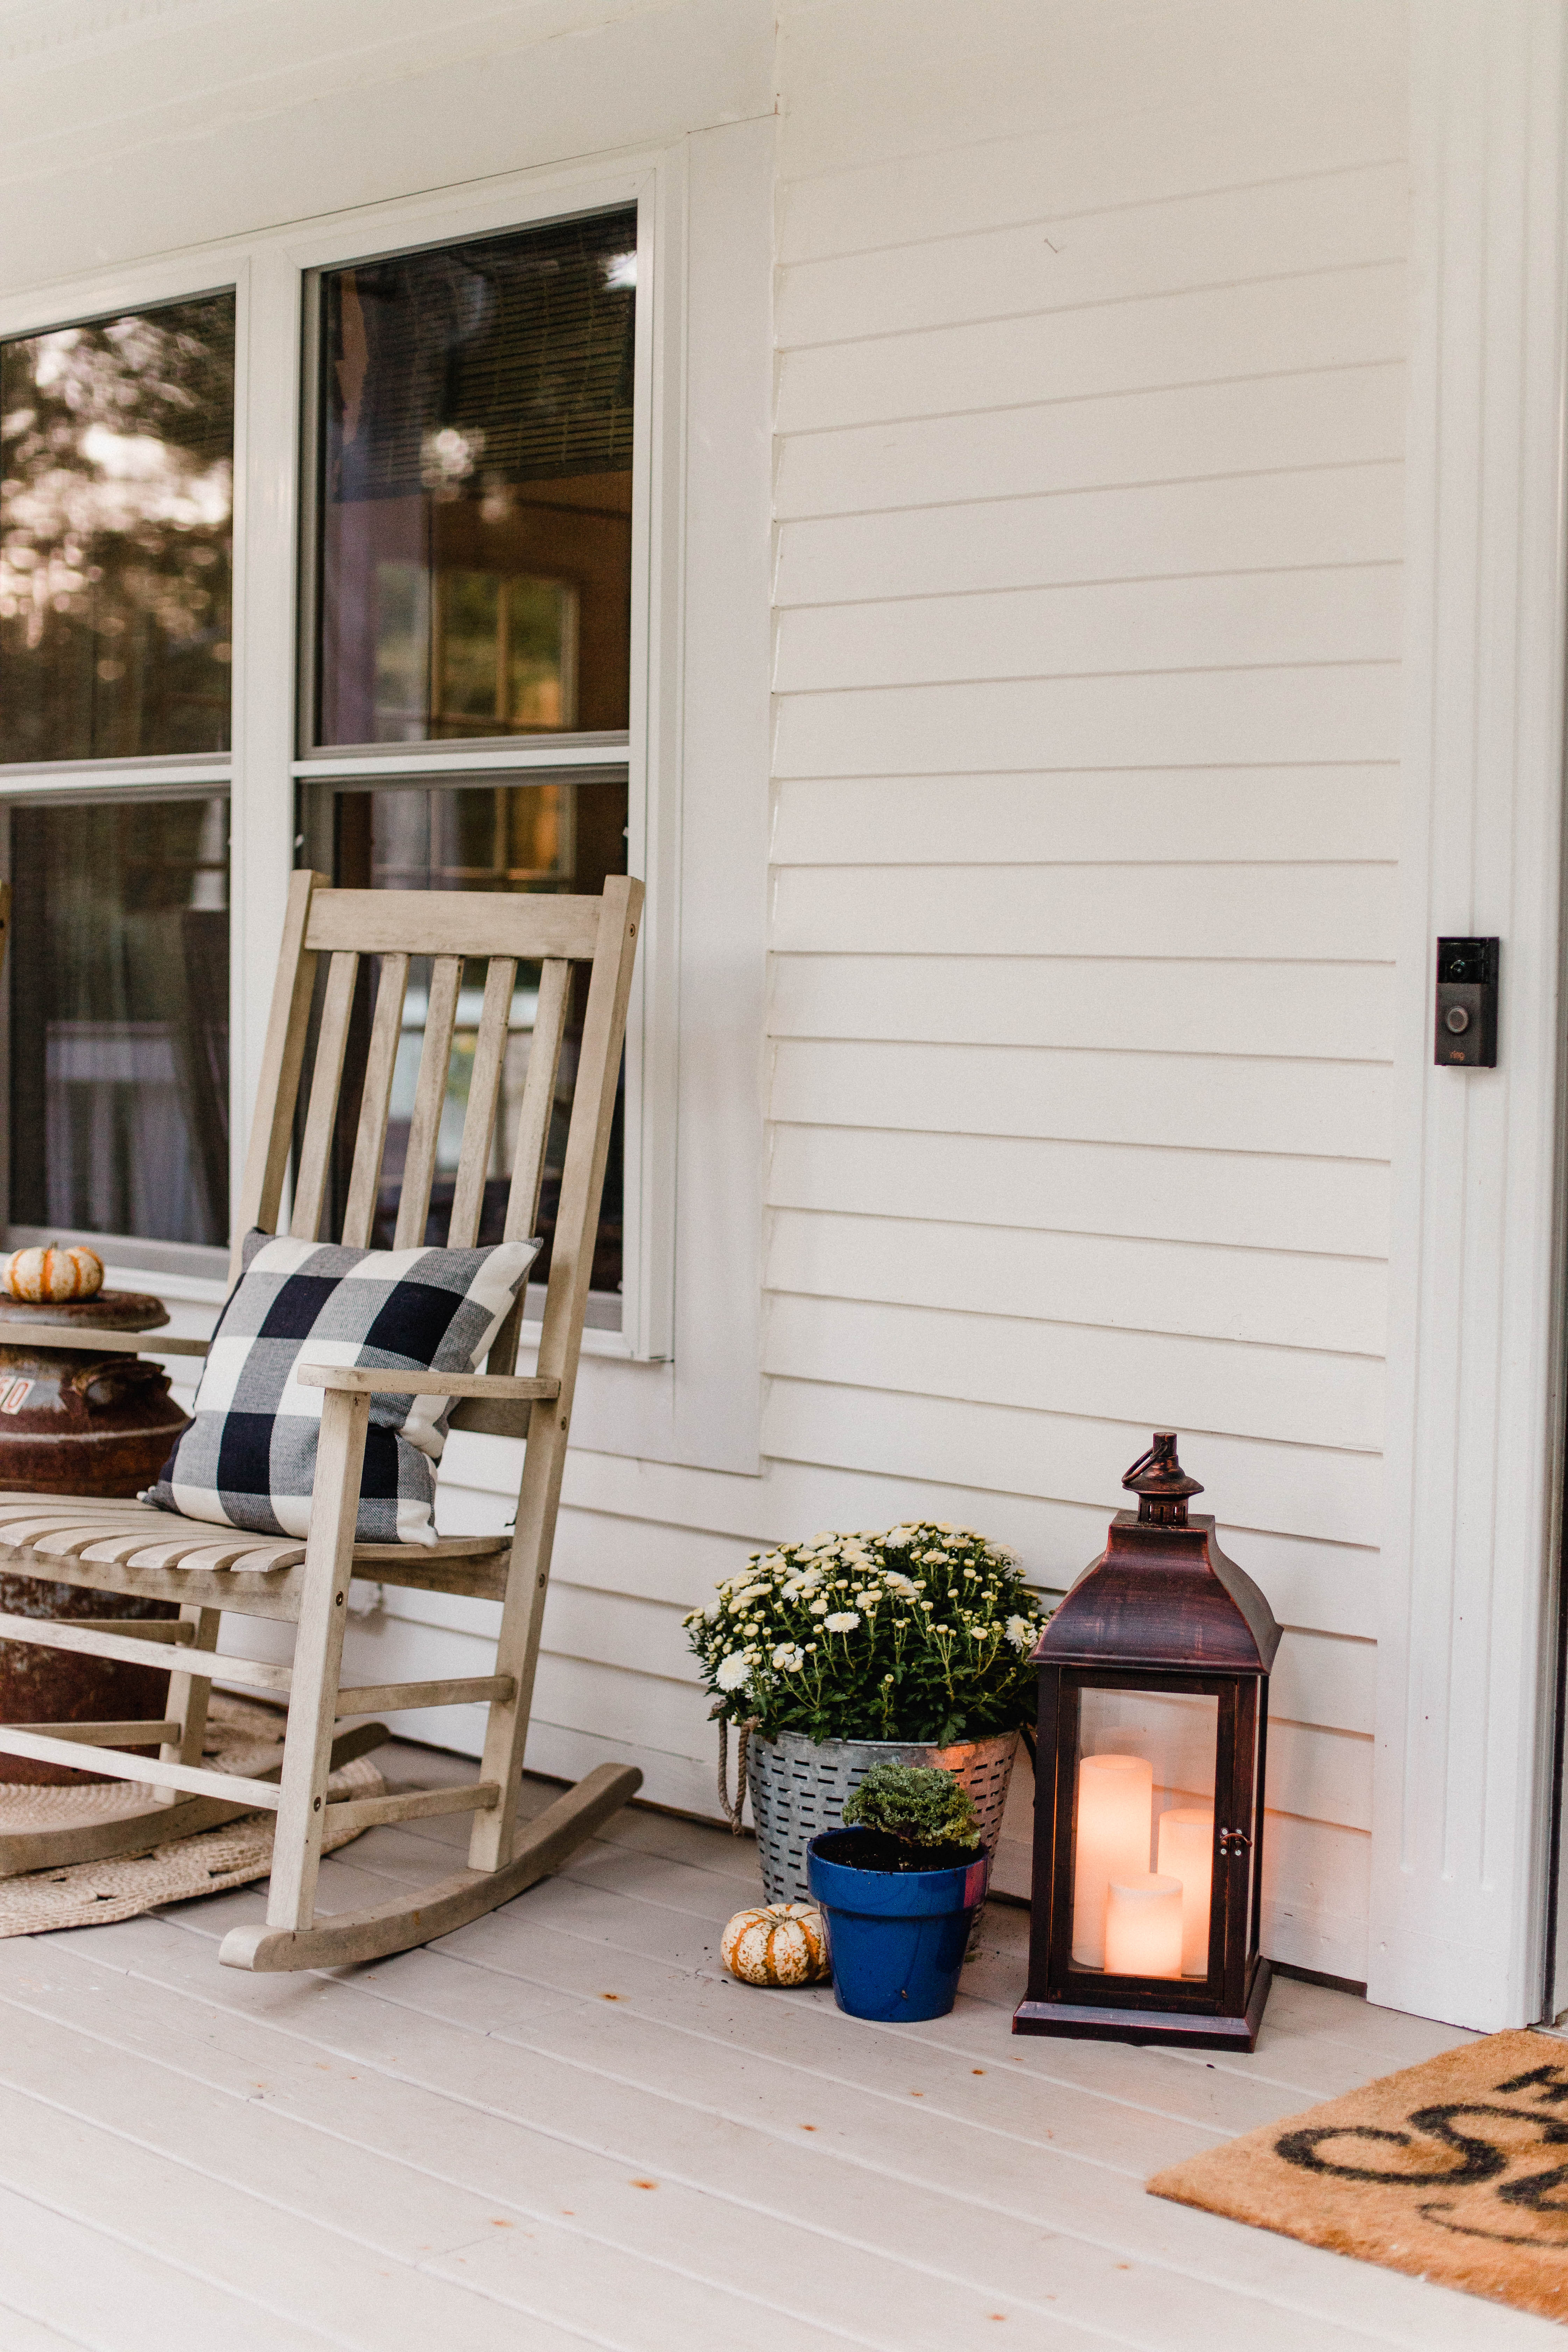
[[323, 777, 626, 1304], [9, 797, 230, 1245], [0, 295, 235, 764], [316, 209, 635, 748]]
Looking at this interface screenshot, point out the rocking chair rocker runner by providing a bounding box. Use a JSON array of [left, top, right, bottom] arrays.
[[0, 869, 645, 1972]]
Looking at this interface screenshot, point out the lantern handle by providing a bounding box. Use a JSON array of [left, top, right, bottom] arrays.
[[1122, 1432, 1204, 1525]]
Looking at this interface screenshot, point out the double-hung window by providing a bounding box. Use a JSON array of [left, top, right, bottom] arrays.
[[296, 206, 637, 1326], [0, 209, 639, 1328], [0, 128, 768, 1453]]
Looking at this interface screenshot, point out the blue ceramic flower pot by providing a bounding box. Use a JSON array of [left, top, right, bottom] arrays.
[[807, 1828, 989, 2022]]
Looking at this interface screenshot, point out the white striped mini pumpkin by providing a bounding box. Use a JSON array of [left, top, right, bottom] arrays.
[[4, 1244, 104, 1303], [721, 1902, 830, 1987]]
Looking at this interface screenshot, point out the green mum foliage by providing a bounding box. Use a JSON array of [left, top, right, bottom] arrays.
[[841, 1762, 981, 1852], [682, 1519, 1048, 1746]]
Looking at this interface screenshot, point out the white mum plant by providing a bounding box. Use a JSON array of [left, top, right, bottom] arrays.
[[684, 1521, 1046, 1746]]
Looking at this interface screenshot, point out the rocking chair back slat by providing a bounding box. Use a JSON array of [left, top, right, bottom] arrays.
[[231, 870, 319, 1280], [290, 951, 359, 1241], [340, 952, 409, 1248], [393, 954, 462, 1250], [446, 957, 517, 1249], [482, 954, 572, 1382], [506, 957, 572, 1246]]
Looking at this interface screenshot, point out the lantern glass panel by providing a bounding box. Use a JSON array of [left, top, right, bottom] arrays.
[[1069, 1688, 1218, 1981]]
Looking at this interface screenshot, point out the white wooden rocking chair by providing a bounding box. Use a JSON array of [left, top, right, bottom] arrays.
[[0, 868, 643, 1971]]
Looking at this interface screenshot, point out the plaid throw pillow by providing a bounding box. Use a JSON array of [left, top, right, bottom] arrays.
[[144, 1228, 540, 1547]]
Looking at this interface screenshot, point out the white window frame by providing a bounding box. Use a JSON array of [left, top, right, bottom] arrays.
[[0, 121, 772, 1474]]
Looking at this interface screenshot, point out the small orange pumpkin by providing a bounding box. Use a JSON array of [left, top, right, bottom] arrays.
[[721, 1902, 830, 1987], [4, 1244, 104, 1304]]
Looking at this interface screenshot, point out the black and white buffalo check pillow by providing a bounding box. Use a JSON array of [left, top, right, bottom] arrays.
[[144, 1228, 540, 1546]]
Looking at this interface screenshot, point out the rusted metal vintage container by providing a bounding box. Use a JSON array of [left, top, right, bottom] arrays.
[[0, 1291, 190, 1784]]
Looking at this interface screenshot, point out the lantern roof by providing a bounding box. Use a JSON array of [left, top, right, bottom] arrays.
[[1036, 1433, 1281, 1674]]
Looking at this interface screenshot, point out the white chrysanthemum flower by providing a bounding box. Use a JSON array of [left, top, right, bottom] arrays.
[[882, 1572, 917, 1600], [1005, 1615, 1035, 1652], [715, 1651, 751, 1690], [808, 1598, 829, 1616], [771, 1643, 805, 1672], [934, 1521, 955, 1534], [824, 1611, 861, 1633]]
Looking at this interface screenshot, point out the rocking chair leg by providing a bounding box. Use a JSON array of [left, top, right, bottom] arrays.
[[467, 1402, 567, 1872], [265, 1388, 367, 1934], [157, 1603, 220, 1796]]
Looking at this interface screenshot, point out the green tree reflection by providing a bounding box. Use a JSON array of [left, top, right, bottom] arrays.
[[0, 293, 234, 764]]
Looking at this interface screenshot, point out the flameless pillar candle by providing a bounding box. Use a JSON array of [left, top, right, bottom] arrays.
[[1104, 1871, 1183, 1977], [1071, 1753, 1153, 1967], [1156, 1806, 1215, 1976]]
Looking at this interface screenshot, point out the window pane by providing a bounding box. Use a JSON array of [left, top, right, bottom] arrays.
[[322, 776, 626, 1307], [1069, 1689, 1219, 1982], [0, 295, 235, 764], [316, 209, 635, 748], [9, 796, 230, 1245]]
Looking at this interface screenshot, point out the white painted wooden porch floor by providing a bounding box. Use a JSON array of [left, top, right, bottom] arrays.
[[0, 1742, 1555, 2352]]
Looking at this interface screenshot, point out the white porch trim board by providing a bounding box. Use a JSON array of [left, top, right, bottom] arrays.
[[1373, 0, 1568, 2031]]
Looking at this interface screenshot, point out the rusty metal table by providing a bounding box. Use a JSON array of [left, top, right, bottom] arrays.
[[0, 1290, 191, 1783]]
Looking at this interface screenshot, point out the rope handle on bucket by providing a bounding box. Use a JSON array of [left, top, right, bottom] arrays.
[[713, 1707, 760, 1835]]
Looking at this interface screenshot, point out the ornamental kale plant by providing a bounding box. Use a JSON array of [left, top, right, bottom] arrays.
[[682, 1521, 1046, 1746], [842, 1762, 981, 1853]]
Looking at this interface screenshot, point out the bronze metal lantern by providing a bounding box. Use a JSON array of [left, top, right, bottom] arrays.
[[1014, 1434, 1280, 2051]]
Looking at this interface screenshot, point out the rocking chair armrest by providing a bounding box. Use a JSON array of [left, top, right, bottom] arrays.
[[0, 1324, 211, 1357], [294, 1364, 560, 1401]]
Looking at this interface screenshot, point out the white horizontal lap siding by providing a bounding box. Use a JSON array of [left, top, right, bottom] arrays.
[[763, 0, 1407, 1975]]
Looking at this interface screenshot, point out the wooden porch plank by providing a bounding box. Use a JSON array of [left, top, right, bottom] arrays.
[[0, 2076, 601, 2352], [0, 1940, 1078, 2352], [0, 1991, 858, 2352], [32, 1867, 1492, 2352], [0, 2180, 332, 2352]]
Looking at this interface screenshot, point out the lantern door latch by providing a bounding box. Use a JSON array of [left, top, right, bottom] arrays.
[[1217, 1827, 1252, 1853], [1436, 937, 1499, 1067]]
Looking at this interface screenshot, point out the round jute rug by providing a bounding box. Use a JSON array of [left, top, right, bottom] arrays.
[[0, 1694, 385, 1936]]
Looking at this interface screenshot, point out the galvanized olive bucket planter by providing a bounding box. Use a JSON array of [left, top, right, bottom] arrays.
[[745, 1728, 1020, 1908]]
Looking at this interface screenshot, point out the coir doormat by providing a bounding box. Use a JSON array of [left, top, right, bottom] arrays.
[[1148, 2026, 1568, 2322]]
